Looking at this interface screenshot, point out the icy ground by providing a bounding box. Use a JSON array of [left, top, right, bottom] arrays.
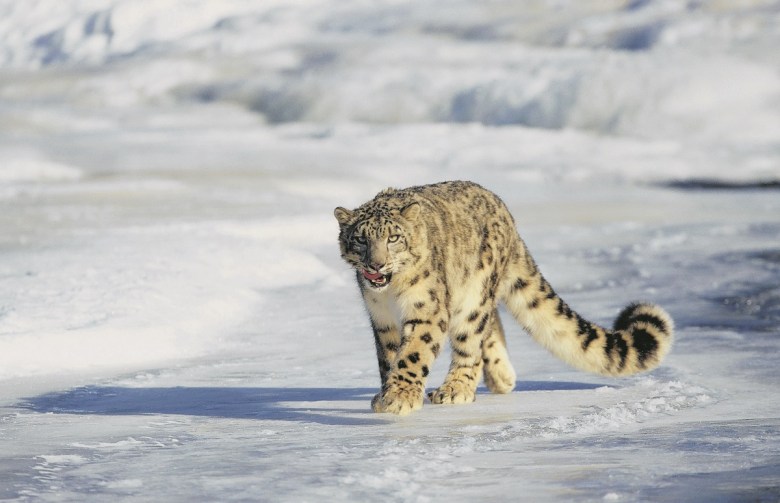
[[1, 0, 779, 501]]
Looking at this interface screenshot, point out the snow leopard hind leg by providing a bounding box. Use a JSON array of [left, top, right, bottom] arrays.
[[480, 314, 516, 394]]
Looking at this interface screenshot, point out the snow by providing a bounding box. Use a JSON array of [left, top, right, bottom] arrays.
[[1, 0, 779, 501]]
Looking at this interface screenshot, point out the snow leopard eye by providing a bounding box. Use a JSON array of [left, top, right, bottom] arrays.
[[388, 234, 401, 243], [354, 234, 367, 245]]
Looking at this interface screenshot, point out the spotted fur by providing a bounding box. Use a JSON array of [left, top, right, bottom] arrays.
[[335, 181, 674, 415]]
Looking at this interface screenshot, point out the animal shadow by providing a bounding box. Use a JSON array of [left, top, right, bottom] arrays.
[[19, 380, 607, 426], [20, 386, 386, 426]]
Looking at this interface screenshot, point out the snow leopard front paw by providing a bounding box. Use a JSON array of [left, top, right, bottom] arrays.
[[372, 382, 424, 415], [428, 380, 477, 405]]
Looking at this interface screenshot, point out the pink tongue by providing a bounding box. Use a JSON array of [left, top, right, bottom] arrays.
[[362, 270, 383, 281]]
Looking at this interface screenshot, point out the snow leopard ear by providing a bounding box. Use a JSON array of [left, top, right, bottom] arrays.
[[334, 207, 354, 226], [400, 202, 421, 221]]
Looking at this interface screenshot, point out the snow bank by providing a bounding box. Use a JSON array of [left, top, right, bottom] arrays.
[[0, 0, 277, 68], [1, 0, 777, 171], [0, 217, 338, 380]]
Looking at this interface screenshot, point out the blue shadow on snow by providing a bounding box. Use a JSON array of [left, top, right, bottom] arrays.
[[19, 381, 606, 426]]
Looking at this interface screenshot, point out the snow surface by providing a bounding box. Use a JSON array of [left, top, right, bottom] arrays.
[[1, 0, 779, 501]]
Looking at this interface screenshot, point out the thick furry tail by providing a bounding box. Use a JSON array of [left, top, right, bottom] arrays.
[[503, 247, 674, 377]]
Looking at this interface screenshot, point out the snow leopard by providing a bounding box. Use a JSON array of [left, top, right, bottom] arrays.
[[334, 181, 673, 415]]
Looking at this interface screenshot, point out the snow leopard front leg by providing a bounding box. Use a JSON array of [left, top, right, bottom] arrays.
[[361, 286, 403, 411], [429, 305, 497, 405], [428, 308, 515, 404], [372, 283, 448, 415], [370, 320, 400, 388]]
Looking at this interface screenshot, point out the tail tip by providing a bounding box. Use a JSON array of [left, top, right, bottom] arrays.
[[609, 302, 674, 375], [614, 302, 674, 339]]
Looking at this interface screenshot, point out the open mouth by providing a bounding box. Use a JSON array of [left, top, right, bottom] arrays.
[[362, 269, 392, 288]]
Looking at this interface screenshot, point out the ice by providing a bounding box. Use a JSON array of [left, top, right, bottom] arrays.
[[1, 0, 780, 501]]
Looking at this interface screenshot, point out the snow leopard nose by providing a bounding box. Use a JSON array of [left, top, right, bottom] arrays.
[[366, 244, 388, 272]]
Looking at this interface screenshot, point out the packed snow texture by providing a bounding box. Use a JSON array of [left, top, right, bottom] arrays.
[[1, 0, 779, 501]]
